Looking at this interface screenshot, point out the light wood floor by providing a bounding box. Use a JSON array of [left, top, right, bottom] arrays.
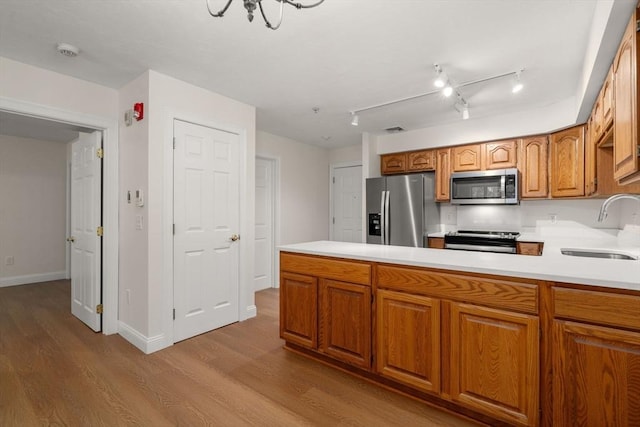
[[0, 280, 479, 426]]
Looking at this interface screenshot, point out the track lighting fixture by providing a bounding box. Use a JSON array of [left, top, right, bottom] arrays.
[[348, 66, 524, 126], [512, 71, 524, 93]]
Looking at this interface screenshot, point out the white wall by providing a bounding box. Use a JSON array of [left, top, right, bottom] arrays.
[[115, 70, 257, 353], [0, 57, 118, 118], [374, 97, 576, 155], [256, 131, 330, 245], [329, 144, 361, 165], [117, 72, 150, 335], [0, 135, 67, 286]]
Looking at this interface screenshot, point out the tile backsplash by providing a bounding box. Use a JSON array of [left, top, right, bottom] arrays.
[[443, 198, 640, 231]]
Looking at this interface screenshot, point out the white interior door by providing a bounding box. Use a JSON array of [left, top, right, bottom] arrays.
[[254, 157, 275, 291], [70, 131, 102, 332], [332, 165, 363, 242], [173, 120, 240, 343]]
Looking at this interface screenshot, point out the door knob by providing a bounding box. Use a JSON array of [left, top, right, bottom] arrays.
[[230, 234, 240, 242], [66, 236, 75, 243]]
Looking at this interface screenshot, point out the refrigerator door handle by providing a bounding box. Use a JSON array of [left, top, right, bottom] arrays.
[[384, 190, 390, 245], [380, 191, 386, 245]]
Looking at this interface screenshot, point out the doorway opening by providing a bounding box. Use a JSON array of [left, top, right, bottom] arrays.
[[255, 156, 278, 291], [0, 99, 119, 335]]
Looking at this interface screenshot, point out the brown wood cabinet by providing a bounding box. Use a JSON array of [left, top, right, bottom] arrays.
[[601, 66, 614, 133], [435, 148, 451, 201], [450, 303, 539, 427], [552, 285, 640, 427], [381, 153, 407, 175], [320, 279, 371, 369], [407, 149, 435, 172], [280, 253, 372, 369], [516, 241, 544, 256], [280, 271, 318, 349], [483, 139, 518, 170], [427, 236, 445, 249], [519, 136, 549, 198], [550, 125, 585, 198], [376, 289, 440, 393], [585, 120, 597, 196], [553, 321, 640, 427], [613, 8, 640, 184], [452, 144, 482, 171]]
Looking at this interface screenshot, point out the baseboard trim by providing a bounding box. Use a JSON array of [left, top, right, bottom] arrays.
[[118, 321, 170, 354], [0, 271, 67, 288]]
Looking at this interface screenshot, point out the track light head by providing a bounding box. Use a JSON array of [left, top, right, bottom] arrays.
[[351, 113, 359, 126], [434, 64, 447, 88], [443, 84, 453, 97], [512, 71, 524, 93]]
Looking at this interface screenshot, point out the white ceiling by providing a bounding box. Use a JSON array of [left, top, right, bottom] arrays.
[[0, 0, 637, 147]]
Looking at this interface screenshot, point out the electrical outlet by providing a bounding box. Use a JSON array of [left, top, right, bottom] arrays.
[[5, 256, 14, 266]]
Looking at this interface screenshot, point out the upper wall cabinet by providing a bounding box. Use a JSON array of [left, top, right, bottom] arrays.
[[613, 7, 640, 184], [482, 139, 518, 170], [550, 125, 585, 198], [435, 148, 451, 201], [407, 149, 436, 172], [519, 136, 549, 198], [452, 144, 482, 171], [381, 153, 408, 175]]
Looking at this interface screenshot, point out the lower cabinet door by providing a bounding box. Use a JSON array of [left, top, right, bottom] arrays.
[[553, 320, 640, 427], [449, 303, 539, 427], [319, 279, 371, 369], [376, 289, 441, 393], [280, 272, 318, 349]]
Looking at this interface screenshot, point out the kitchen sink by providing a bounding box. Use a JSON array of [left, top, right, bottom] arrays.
[[560, 248, 638, 260]]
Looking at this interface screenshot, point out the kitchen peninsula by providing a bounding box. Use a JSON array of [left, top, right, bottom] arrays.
[[278, 240, 640, 427]]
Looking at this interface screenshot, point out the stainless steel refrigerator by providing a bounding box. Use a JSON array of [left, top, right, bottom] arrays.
[[366, 173, 440, 247]]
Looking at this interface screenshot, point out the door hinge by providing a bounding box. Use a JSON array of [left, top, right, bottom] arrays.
[[173, 137, 176, 149], [173, 309, 176, 320], [97, 226, 104, 237], [332, 217, 335, 224], [96, 304, 103, 314], [332, 176, 335, 184], [97, 148, 104, 159], [173, 224, 175, 235], [636, 146, 640, 157]]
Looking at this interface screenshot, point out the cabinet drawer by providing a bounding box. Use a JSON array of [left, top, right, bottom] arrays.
[[281, 253, 371, 286], [376, 265, 538, 314], [553, 287, 640, 330]]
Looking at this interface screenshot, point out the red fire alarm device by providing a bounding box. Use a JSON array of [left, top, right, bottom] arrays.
[[133, 103, 144, 121]]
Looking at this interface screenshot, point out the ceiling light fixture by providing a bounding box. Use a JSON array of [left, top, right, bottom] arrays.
[[512, 70, 524, 93], [56, 43, 79, 57], [206, 0, 325, 30], [348, 67, 524, 126], [433, 64, 448, 88]]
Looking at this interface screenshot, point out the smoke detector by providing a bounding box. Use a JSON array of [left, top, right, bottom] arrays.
[[57, 43, 79, 57]]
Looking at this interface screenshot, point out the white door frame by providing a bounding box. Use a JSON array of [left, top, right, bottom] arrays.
[[329, 161, 362, 241], [162, 111, 253, 348], [0, 97, 119, 335], [255, 155, 281, 289]]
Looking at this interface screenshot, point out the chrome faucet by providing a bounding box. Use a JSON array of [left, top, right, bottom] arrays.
[[597, 194, 640, 222]]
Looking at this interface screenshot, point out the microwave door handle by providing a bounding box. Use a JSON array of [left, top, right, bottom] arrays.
[[380, 191, 386, 245], [500, 175, 506, 198]]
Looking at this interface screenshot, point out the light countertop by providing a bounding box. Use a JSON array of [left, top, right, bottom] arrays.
[[279, 234, 640, 292]]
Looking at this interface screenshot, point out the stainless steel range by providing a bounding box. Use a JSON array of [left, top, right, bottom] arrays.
[[444, 230, 521, 254]]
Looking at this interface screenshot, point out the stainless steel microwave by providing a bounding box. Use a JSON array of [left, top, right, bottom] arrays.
[[450, 168, 519, 205]]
